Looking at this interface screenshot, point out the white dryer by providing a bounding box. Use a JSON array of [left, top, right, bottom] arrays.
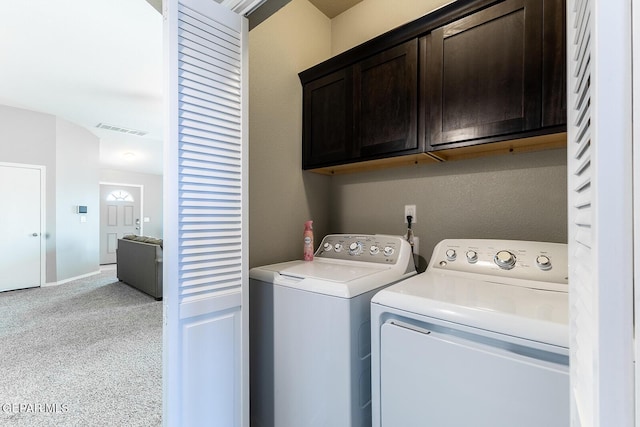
[[250, 234, 415, 427], [371, 239, 569, 427]]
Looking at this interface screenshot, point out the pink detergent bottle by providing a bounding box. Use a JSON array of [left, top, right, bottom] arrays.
[[303, 220, 314, 261]]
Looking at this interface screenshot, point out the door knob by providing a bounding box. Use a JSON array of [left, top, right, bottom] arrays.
[[32, 233, 39, 237]]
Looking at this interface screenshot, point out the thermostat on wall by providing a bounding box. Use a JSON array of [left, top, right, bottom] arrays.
[[77, 205, 88, 214]]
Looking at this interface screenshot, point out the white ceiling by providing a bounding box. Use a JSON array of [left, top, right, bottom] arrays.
[[0, 0, 164, 175]]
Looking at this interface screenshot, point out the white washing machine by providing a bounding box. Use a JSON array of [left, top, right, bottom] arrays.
[[371, 239, 569, 427], [250, 234, 416, 427]]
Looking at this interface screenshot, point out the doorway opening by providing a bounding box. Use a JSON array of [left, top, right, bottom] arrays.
[[99, 182, 143, 265]]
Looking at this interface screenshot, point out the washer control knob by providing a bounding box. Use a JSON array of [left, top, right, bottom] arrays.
[[383, 246, 395, 257], [466, 250, 478, 263], [536, 255, 552, 271], [334, 243, 343, 253], [494, 250, 516, 270], [370, 245, 380, 255], [349, 241, 363, 256], [445, 249, 457, 261], [323, 242, 333, 252]]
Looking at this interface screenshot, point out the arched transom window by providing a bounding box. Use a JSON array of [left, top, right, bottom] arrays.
[[106, 190, 134, 202]]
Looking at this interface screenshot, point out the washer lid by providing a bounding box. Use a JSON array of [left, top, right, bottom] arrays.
[[372, 271, 569, 348], [277, 259, 400, 298], [250, 259, 415, 298], [278, 259, 383, 282]]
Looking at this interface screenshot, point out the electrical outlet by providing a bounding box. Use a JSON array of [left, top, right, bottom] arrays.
[[404, 205, 416, 223]]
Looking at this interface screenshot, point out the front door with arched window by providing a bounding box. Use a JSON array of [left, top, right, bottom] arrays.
[[99, 183, 142, 264]]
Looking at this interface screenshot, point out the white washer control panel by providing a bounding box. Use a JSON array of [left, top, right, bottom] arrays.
[[431, 239, 568, 285], [316, 234, 407, 265]]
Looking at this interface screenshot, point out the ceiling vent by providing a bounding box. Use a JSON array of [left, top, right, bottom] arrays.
[[96, 123, 148, 137]]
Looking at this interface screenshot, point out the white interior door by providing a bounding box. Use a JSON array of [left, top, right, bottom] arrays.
[[567, 0, 635, 425], [0, 163, 45, 292], [163, 0, 252, 425], [99, 184, 142, 264]]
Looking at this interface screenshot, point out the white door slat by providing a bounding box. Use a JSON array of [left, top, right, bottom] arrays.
[[179, 125, 241, 146], [180, 87, 241, 116], [182, 251, 242, 264], [178, 193, 238, 202], [180, 281, 242, 296], [180, 99, 242, 126], [180, 77, 240, 105], [180, 135, 241, 153], [179, 154, 241, 171], [574, 209, 592, 227], [181, 142, 241, 160], [179, 65, 240, 97], [181, 265, 241, 280], [180, 237, 241, 247], [179, 63, 240, 99], [180, 244, 242, 257], [181, 175, 242, 187], [180, 112, 241, 136]]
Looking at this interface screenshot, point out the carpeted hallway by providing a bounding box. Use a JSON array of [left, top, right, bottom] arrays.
[[0, 266, 162, 427]]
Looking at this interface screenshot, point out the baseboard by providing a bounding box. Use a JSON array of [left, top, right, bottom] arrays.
[[44, 269, 101, 287]]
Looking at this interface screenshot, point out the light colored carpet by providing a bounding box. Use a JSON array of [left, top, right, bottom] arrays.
[[0, 267, 162, 427]]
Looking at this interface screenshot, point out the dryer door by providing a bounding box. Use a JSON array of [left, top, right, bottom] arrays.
[[379, 320, 569, 427]]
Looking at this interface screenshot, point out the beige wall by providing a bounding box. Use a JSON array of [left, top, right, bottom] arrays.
[[331, 0, 451, 54], [330, 149, 568, 271], [248, 0, 332, 268]]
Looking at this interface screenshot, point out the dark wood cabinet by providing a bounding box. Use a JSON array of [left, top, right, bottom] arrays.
[[425, 0, 566, 150], [302, 40, 418, 169], [427, 0, 543, 148], [302, 68, 354, 168], [300, 0, 566, 172], [542, 0, 567, 127], [355, 39, 419, 159]]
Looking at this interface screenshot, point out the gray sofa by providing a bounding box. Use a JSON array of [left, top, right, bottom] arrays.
[[116, 235, 163, 300]]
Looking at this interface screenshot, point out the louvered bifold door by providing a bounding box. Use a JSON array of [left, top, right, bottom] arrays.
[[567, 0, 634, 426], [163, 0, 249, 426]]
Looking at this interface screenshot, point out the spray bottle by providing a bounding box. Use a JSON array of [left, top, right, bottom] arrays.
[[303, 220, 314, 261]]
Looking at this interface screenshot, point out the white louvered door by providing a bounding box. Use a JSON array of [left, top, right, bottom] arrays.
[[635, 0, 640, 421], [163, 0, 250, 425], [567, 0, 634, 426]]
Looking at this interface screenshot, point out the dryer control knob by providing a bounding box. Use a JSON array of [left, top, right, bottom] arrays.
[[466, 250, 478, 263], [323, 242, 333, 252], [334, 243, 343, 253], [445, 249, 457, 261], [370, 245, 380, 255], [494, 250, 516, 270], [349, 241, 363, 256], [536, 255, 552, 270], [383, 246, 395, 257]]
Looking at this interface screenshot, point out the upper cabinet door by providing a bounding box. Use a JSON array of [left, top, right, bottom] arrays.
[[302, 67, 354, 169], [427, 0, 543, 148], [355, 39, 419, 158]]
